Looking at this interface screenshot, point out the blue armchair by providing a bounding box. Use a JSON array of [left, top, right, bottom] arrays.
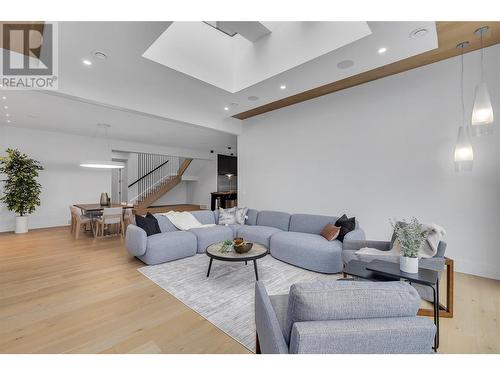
[[255, 280, 435, 354]]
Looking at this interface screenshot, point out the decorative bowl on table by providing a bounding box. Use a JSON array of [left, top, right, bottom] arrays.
[[233, 237, 244, 246], [234, 242, 253, 254]]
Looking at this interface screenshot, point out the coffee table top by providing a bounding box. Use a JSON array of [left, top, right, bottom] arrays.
[[344, 259, 439, 286], [206, 242, 268, 262]]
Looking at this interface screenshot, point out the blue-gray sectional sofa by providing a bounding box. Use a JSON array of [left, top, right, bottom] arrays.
[[125, 209, 366, 273]]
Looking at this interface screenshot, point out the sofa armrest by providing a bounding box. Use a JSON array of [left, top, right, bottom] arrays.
[[255, 282, 289, 354], [343, 228, 366, 242], [342, 239, 391, 251], [289, 317, 435, 354], [125, 224, 147, 256]]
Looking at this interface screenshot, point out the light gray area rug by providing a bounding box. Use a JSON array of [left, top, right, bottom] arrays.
[[138, 254, 339, 352]]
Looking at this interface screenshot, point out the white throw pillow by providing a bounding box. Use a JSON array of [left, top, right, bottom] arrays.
[[163, 211, 213, 231], [218, 207, 237, 225], [235, 207, 249, 225]]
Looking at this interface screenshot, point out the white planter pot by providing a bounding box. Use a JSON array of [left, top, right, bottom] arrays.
[[400, 255, 419, 273], [15, 216, 28, 234]]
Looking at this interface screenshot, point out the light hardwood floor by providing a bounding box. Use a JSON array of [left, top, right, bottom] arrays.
[[0, 226, 498, 354]]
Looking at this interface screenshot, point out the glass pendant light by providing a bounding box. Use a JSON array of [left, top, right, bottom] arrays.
[[471, 26, 494, 136], [80, 124, 124, 169], [454, 42, 474, 172]]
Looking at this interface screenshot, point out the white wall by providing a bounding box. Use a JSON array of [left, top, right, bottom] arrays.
[[186, 159, 217, 209], [153, 182, 188, 205], [0, 126, 111, 231], [238, 45, 500, 279], [0, 127, 218, 232]]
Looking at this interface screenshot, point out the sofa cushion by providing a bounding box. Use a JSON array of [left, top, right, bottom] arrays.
[[246, 209, 259, 225], [138, 231, 197, 265], [223, 224, 241, 237], [256, 210, 290, 231], [190, 210, 216, 225], [237, 225, 282, 248], [270, 231, 343, 274], [284, 280, 421, 343], [154, 214, 178, 233], [189, 225, 234, 253], [289, 214, 338, 235]]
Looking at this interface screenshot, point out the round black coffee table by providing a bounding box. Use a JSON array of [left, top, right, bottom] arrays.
[[205, 242, 268, 280]]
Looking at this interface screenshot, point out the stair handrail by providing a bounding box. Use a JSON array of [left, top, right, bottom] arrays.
[[128, 160, 169, 188], [128, 173, 177, 205]]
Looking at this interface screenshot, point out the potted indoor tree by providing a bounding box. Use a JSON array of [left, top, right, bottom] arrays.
[[392, 217, 428, 273], [0, 148, 44, 234]]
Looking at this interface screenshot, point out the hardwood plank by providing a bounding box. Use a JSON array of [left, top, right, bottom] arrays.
[[0, 226, 498, 353], [0, 227, 249, 354], [233, 21, 500, 120]]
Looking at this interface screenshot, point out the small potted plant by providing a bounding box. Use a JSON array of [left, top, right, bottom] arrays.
[[0, 148, 44, 234], [391, 217, 428, 273]]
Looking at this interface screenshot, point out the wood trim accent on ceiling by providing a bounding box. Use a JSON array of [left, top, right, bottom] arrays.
[[233, 22, 500, 121]]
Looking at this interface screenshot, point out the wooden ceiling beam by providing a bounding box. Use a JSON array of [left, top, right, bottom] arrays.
[[233, 22, 500, 121]]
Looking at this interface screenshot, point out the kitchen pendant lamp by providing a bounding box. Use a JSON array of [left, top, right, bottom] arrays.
[[80, 124, 124, 169], [471, 26, 494, 136], [454, 42, 474, 173]]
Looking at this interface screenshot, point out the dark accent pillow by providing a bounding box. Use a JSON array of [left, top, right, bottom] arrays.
[[146, 212, 162, 233], [135, 214, 161, 236], [335, 214, 356, 242]]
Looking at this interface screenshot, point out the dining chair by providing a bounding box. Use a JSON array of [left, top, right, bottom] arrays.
[[95, 207, 124, 238], [123, 208, 134, 231], [69, 206, 91, 239]]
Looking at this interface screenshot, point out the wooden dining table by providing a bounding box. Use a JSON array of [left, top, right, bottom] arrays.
[[74, 203, 131, 237]]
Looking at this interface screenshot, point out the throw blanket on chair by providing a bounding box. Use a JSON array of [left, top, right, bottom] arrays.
[[162, 211, 215, 231], [356, 223, 446, 259]]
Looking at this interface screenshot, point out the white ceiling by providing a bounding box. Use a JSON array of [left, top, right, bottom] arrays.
[[143, 22, 371, 92], [0, 21, 438, 150], [0, 91, 237, 155]]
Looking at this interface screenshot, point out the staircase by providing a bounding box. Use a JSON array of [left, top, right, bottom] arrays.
[[129, 154, 193, 209]]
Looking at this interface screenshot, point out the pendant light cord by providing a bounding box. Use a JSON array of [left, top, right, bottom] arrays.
[[480, 31, 484, 82], [460, 46, 465, 127]]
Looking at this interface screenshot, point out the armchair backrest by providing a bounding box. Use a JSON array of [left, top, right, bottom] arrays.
[[285, 280, 420, 343], [436, 241, 447, 258]]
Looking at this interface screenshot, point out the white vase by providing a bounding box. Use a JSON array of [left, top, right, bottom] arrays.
[[400, 255, 419, 273], [15, 216, 28, 234]]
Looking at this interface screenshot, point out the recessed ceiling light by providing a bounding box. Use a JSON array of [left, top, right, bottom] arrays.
[[409, 28, 429, 39], [5, 113, 10, 117], [280, 84, 286, 90], [378, 47, 387, 54], [1, 96, 6, 100], [337, 60, 354, 69], [82, 59, 92, 66], [3, 105, 8, 109], [6, 120, 11, 123], [248, 96, 259, 101], [93, 50, 108, 60], [224, 106, 229, 111]]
